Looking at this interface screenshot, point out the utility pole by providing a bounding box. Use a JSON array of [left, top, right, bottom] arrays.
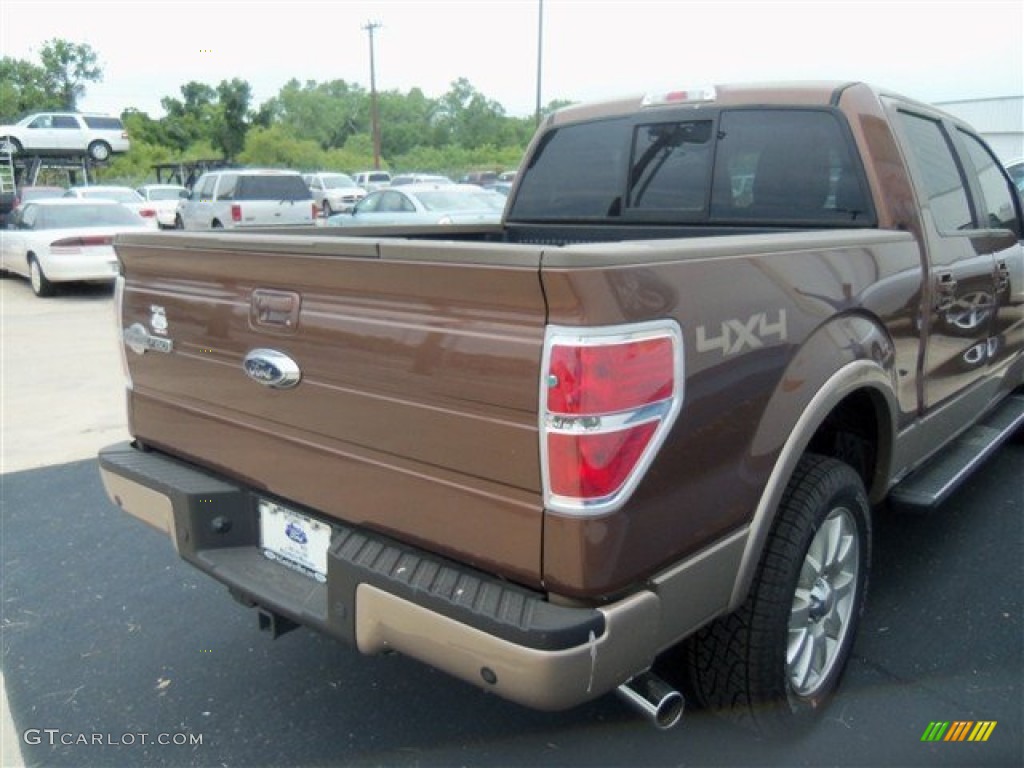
[[534, 0, 544, 126], [363, 21, 382, 170]]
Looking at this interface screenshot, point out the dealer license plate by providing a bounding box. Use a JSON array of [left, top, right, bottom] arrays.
[[259, 500, 331, 582]]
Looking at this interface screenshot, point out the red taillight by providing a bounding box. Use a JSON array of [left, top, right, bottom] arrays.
[[139, 208, 156, 218], [547, 337, 676, 415], [541, 322, 683, 514], [231, 203, 242, 222], [312, 202, 319, 219], [51, 235, 114, 253]]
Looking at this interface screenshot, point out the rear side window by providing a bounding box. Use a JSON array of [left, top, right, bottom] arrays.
[[896, 112, 973, 233], [217, 174, 238, 201], [509, 108, 870, 225], [236, 175, 312, 201], [82, 116, 123, 130], [957, 129, 1021, 234]]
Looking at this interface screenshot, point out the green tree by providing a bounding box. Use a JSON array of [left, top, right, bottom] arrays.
[[213, 78, 252, 160], [0, 57, 58, 120], [160, 82, 218, 152], [237, 125, 323, 168], [38, 39, 102, 110], [435, 78, 514, 150], [269, 79, 366, 151]]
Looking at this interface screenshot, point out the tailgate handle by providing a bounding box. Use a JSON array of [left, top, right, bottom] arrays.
[[251, 289, 301, 332]]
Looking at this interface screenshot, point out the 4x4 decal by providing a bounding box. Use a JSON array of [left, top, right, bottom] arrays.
[[695, 310, 788, 357]]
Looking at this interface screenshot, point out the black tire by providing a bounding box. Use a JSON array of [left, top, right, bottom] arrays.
[[0, 136, 22, 154], [174, 214, 185, 230], [29, 256, 55, 297], [87, 140, 112, 162], [675, 454, 871, 736], [211, 220, 224, 229], [322, 200, 333, 217]]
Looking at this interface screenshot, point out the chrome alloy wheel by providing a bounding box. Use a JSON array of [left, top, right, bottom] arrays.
[[786, 506, 860, 698]]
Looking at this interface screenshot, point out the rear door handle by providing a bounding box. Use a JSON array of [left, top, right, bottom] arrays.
[[934, 272, 958, 311]]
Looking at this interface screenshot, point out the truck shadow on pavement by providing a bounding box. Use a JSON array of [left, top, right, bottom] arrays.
[[2, 449, 1020, 767]]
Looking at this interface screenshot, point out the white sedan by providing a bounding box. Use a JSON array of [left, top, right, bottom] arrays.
[[64, 185, 160, 229], [0, 199, 151, 297], [136, 184, 189, 228]]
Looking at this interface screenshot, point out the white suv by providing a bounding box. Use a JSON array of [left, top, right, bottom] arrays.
[[177, 169, 316, 230], [353, 170, 392, 192], [303, 172, 366, 216], [0, 112, 130, 161]]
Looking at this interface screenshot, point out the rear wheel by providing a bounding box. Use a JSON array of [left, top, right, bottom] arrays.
[[29, 257, 55, 297], [0, 136, 22, 154], [675, 454, 871, 736], [322, 200, 333, 217], [87, 140, 112, 162]]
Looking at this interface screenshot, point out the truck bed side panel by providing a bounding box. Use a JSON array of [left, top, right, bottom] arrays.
[[540, 230, 921, 596]]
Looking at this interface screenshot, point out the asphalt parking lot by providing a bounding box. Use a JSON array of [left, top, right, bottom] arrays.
[[1, 275, 1022, 767]]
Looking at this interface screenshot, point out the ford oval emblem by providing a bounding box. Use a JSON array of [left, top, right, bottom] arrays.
[[242, 349, 302, 389], [285, 522, 308, 545]]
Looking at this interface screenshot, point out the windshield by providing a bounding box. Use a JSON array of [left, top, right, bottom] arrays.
[[146, 187, 187, 201], [323, 175, 358, 189], [416, 190, 505, 212], [78, 188, 142, 203], [37, 204, 145, 229]]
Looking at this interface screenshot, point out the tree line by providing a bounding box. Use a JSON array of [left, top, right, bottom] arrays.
[[1, 39, 572, 184]]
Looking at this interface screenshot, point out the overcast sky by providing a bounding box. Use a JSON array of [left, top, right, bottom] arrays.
[[2, 0, 1022, 119]]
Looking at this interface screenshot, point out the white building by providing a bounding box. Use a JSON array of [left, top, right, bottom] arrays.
[[934, 95, 1023, 164]]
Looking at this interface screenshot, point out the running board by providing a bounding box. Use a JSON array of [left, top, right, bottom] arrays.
[[890, 394, 1024, 511]]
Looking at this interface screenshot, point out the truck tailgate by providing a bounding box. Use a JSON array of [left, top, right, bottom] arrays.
[[115, 232, 547, 586]]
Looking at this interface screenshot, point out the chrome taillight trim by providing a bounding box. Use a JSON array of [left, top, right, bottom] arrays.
[[539, 320, 685, 516], [114, 274, 132, 392]]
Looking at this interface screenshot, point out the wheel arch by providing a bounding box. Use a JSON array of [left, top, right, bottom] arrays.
[[727, 317, 899, 612]]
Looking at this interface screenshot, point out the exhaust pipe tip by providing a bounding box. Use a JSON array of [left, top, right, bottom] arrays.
[[616, 671, 684, 730]]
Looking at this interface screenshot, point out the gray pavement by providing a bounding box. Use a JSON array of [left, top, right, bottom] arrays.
[[1, 275, 1022, 767]]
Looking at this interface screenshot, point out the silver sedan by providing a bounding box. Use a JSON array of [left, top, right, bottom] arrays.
[[327, 183, 505, 227]]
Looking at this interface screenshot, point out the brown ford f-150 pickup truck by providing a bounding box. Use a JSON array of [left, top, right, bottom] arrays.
[[98, 82, 1024, 734]]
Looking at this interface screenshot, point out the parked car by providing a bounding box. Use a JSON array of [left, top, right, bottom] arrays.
[[135, 184, 189, 229], [13, 186, 66, 207], [177, 169, 315, 230], [63, 186, 159, 228], [303, 172, 366, 216], [1007, 159, 1024, 193], [497, 170, 517, 182], [326, 183, 505, 227], [458, 171, 499, 187], [0, 112, 130, 162], [0, 199, 149, 296], [353, 170, 392, 192], [390, 173, 453, 187]]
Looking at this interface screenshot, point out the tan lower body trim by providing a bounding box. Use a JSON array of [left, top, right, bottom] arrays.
[[99, 467, 179, 553], [355, 584, 661, 711]]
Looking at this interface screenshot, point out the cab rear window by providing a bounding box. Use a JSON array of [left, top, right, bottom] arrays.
[[509, 108, 873, 227]]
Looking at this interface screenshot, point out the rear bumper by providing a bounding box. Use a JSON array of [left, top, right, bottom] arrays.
[[97, 441, 662, 710]]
